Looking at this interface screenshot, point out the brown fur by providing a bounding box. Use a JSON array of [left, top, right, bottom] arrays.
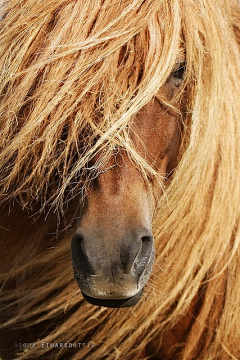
[[0, 0, 240, 359]]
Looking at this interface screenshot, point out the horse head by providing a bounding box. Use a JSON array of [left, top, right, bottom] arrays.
[[71, 66, 185, 307]]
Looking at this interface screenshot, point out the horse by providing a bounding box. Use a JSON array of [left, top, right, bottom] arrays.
[[0, 0, 240, 359]]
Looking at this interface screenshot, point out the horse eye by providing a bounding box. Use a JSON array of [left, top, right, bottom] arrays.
[[171, 63, 186, 80], [169, 62, 186, 88]]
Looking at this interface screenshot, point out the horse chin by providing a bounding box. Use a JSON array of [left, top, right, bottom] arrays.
[[81, 288, 144, 308]]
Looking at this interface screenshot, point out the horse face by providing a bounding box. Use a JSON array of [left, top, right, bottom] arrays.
[[72, 68, 184, 307]]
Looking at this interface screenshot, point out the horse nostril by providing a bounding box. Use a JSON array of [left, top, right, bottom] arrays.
[[71, 232, 92, 276], [141, 235, 153, 243], [132, 232, 154, 276], [72, 233, 85, 254], [120, 230, 154, 275]]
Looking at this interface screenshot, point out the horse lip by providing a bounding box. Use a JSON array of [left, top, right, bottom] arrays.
[[73, 257, 154, 306], [81, 288, 144, 308], [74, 273, 144, 301]]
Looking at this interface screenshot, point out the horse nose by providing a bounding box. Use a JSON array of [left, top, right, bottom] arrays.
[[71, 229, 154, 277]]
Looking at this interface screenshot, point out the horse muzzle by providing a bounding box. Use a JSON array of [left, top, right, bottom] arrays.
[[71, 229, 155, 307]]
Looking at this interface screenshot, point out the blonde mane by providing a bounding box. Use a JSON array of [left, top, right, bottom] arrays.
[[0, 0, 240, 359]]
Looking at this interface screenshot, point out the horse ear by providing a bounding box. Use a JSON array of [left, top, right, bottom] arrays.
[[232, 4, 240, 45]]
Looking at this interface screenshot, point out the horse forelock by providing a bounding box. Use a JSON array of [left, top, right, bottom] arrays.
[[0, 1, 240, 360], [0, 0, 191, 209]]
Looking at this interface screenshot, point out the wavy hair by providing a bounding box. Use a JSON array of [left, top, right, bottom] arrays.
[[0, 0, 240, 359]]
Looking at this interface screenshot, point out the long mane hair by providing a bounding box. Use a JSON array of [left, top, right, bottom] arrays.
[[0, 0, 240, 359]]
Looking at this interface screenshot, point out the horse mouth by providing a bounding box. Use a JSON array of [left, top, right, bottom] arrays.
[[81, 289, 144, 308]]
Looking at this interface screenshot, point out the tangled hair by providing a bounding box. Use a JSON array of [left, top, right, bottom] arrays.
[[0, 0, 240, 359]]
